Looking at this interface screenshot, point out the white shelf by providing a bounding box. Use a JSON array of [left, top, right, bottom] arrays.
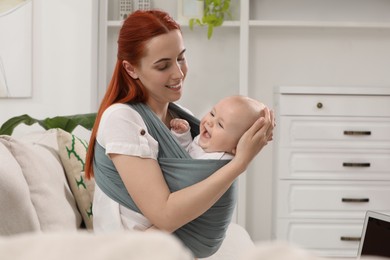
[[249, 20, 390, 29], [181, 20, 241, 27], [107, 19, 240, 28], [108, 19, 390, 29], [107, 20, 123, 27]]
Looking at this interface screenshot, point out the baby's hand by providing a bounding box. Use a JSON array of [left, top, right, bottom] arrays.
[[170, 118, 190, 134]]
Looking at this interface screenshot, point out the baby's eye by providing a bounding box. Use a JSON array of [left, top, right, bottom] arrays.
[[210, 111, 215, 117], [218, 122, 224, 129]]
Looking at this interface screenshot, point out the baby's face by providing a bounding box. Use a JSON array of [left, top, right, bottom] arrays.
[[198, 96, 264, 154]]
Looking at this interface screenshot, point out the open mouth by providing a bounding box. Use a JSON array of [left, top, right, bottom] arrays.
[[201, 127, 211, 139], [166, 83, 181, 89]]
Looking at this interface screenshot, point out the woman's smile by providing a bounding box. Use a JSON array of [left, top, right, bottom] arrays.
[[166, 82, 182, 90]]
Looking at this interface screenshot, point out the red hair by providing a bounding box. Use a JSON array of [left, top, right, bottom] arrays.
[[85, 10, 181, 179]]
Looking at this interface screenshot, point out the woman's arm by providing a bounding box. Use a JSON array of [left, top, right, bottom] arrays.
[[111, 107, 275, 233]]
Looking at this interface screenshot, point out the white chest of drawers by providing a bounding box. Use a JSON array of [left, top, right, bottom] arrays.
[[272, 86, 390, 258]]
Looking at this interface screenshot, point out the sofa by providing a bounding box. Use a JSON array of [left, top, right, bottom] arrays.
[[0, 127, 256, 259], [0, 127, 387, 260]]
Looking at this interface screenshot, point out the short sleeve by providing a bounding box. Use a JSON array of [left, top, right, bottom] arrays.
[[96, 104, 159, 160]]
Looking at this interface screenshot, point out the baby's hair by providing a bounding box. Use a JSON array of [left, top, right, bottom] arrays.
[[230, 95, 265, 123]]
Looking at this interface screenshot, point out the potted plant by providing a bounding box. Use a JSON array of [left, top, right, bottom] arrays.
[[189, 0, 231, 39]]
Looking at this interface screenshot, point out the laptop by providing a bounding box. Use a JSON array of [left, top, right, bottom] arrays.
[[357, 211, 390, 258]]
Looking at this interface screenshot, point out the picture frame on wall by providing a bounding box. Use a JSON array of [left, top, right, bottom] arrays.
[[0, 0, 32, 98]]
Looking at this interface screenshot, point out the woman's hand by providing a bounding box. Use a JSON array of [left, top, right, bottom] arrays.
[[232, 107, 275, 172]]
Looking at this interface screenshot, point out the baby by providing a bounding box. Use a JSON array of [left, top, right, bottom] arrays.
[[171, 95, 265, 160]]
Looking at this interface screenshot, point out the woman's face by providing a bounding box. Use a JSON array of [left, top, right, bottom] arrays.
[[133, 30, 188, 106]]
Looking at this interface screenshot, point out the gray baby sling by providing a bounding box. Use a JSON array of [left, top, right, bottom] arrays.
[[93, 102, 237, 258]]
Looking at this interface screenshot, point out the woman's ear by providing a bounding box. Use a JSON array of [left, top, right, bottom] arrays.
[[122, 60, 138, 79]]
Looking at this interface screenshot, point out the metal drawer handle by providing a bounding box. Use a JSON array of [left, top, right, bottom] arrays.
[[342, 162, 371, 167], [340, 236, 361, 242], [316, 102, 323, 109], [343, 130, 371, 136], [342, 198, 369, 203]]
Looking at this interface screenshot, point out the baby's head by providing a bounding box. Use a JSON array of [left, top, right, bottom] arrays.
[[198, 95, 265, 155]]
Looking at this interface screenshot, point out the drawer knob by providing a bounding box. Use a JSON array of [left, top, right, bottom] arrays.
[[342, 198, 370, 203], [342, 162, 371, 168], [340, 236, 361, 242], [316, 102, 323, 109], [343, 130, 371, 136]]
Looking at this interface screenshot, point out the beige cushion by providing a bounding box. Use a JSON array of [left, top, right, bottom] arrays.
[[0, 140, 40, 235], [17, 129, 60, 149], [56, 129, 95, 230], [0, 133, 82, 235]]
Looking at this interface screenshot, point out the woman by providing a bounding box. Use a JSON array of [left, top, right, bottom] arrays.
[[85, 9, 275, 258]]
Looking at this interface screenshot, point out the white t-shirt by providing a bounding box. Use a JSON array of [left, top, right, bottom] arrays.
[[93, 103, 158, 233]]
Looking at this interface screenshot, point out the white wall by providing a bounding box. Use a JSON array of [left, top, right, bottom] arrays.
[[246, 27, 390, 241], [0, 0, 97, 135]]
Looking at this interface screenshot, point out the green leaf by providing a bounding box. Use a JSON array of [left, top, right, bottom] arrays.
[[0, 113, 96, 136], [0, 115, 43, 135], [189, 18, 195, 30], [207, 25, 214, 39], [189, 0, 231, 39]]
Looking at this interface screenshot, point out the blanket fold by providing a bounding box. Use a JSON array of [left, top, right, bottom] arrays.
[[94, 102, 237, 258]]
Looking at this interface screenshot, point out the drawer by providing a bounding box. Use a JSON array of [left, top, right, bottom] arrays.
[[276, 180, 390, 219], [278, 94, 390, 117], [275, 219, 363, 258], [277, 116, 390, 149], [277, 148, 390, 180]]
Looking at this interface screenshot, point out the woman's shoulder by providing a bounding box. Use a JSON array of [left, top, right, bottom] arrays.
[[97, 103, 158, 157], [104, 103, 136, 114], [100, 103, 146, 131], [97, 103, 149, 146], [103, 103, 142, 120]]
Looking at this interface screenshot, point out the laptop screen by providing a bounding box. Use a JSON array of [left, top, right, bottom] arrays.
[[359, 211, 390, 258]]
